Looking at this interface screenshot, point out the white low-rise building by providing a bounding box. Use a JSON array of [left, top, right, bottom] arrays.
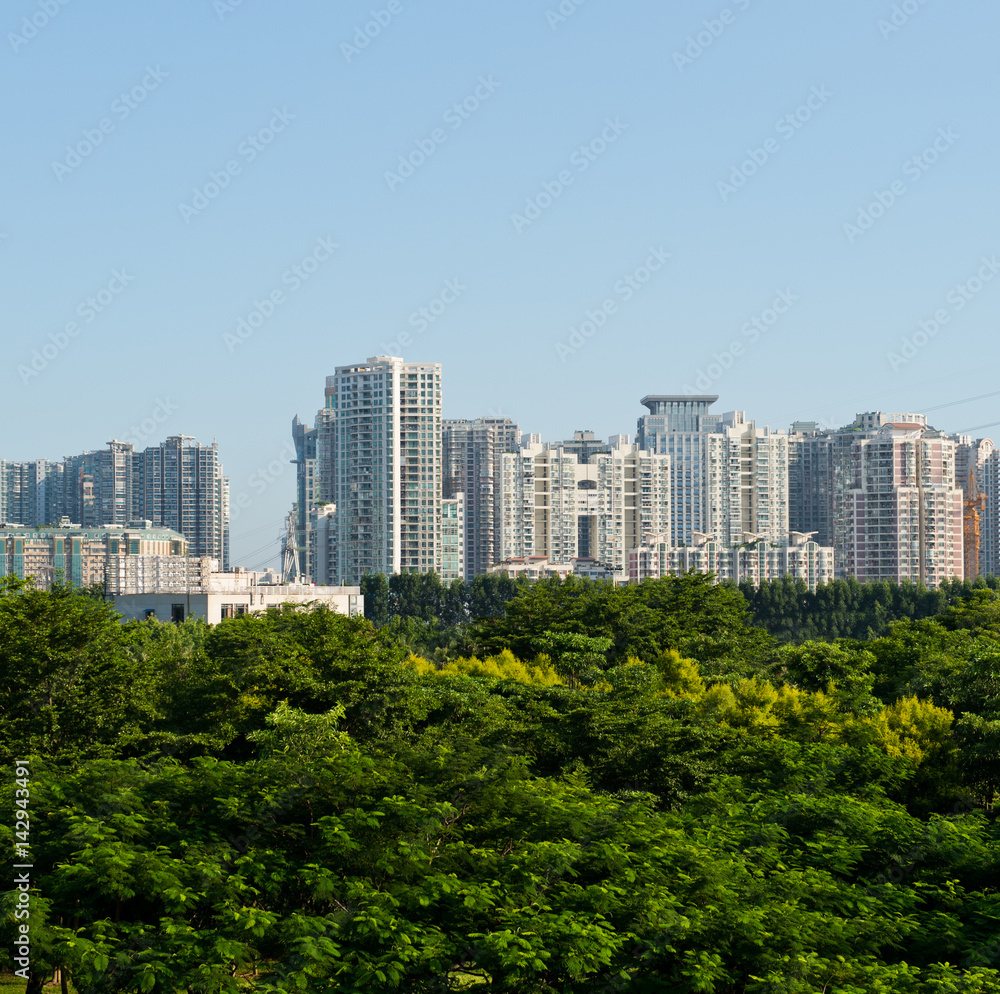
[[629, 531, 834, 591], [488, 555, 627, 584], [110, 557, 362, 624]]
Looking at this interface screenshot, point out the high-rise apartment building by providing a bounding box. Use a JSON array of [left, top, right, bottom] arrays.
[[789, 413, 962, 585], [440, 494, 465, 582], [845, 423, 963, 585], [592, 439, 672, 566], [634, 397, 788, 553], [288, 416, 319, 581], [322, 356, 442, 585], [2, 438, 228, 568], [1, 521, 187, 589], [312, 503, 338, 586], [630, 530, 834, 591], [704, 412, 789, 546], [442, 417, 519, 578], [788, 422, 836, 548], [77, 440, 135, 528], [953, 434, 998, 578], [1, 460, 51, 525], [133, 436, 229, 566], [499, 434, 671, 570], [636, 395, 719, 547]]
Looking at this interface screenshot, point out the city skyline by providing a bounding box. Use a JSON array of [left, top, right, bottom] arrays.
[[270, 364, 987, 589], [5, 1, 1000, 570], [1, 434, 229, 567], [4, 380, 997, 590], [8, 374, 1000, 573]]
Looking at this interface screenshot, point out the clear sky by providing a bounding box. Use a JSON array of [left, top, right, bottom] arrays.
[[4, 0, 1000, 569]]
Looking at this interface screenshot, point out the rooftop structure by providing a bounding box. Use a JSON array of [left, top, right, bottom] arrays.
[[110, 559, 363, 624]]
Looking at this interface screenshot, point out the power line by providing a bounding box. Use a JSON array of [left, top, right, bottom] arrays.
[[957, 421, 1000, 435], [236, 535, 282, 564], [228, 518, 287, 542], [923, 389, 1000, 414], [245, 546, 283, 571]]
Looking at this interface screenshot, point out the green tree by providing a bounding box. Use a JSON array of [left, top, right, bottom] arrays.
[[0, 578, 161, 764], [360, 572, 390, 626], [774, 640, 879, 714]]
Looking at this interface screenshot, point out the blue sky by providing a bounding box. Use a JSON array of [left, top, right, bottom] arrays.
[[4, 0, 999, 568]]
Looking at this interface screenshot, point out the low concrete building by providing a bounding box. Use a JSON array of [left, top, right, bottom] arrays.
[[487, 555, 627, 584], [488, 556, 576, 582], [629, 531, 834, 591], [110, 559, 363, 624]]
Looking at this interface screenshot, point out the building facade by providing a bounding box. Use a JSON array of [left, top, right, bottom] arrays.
[[789, 413, 963, 585], [953, 434, 998, 578], [498, 434, 671, 571], [323, 356, 443, 585], [287, 415, 319, 581], [844, 424, 963, 585], [629, 530, 834, 591], [110, 561, 363, 625], [636, 395, 719, 548], [704, 412, 789, 547], [1, 437, 229, 569], [440, 493, 465, 582], [133, 436, 229, 565], [1, 521, 187, 589], [442, 416, 519, 578], [0, 460, 53, 526]]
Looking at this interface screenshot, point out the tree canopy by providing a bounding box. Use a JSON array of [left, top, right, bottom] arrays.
[[3, 573, 1000, 992]]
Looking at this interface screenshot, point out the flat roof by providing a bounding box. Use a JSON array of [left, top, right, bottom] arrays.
[[640, 395, 718, 413]]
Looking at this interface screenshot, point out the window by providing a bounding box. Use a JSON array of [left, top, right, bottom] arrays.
[[171, 604, 185, 623]]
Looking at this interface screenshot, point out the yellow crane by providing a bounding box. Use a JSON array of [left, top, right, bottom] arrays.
[[964, 469, 987, 580]]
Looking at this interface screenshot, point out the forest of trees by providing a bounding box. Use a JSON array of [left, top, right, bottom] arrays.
[[3, 571, 1000, 992], [361, 568, 1000, 650]]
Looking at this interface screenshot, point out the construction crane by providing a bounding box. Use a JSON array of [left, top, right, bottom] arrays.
[[964, 469, 987, 580]]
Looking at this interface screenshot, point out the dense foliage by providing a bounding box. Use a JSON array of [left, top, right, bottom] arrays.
[[3, 572, 1000, 992], [742, 574, 1000, 641], [361, 569, 1000, 646]]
